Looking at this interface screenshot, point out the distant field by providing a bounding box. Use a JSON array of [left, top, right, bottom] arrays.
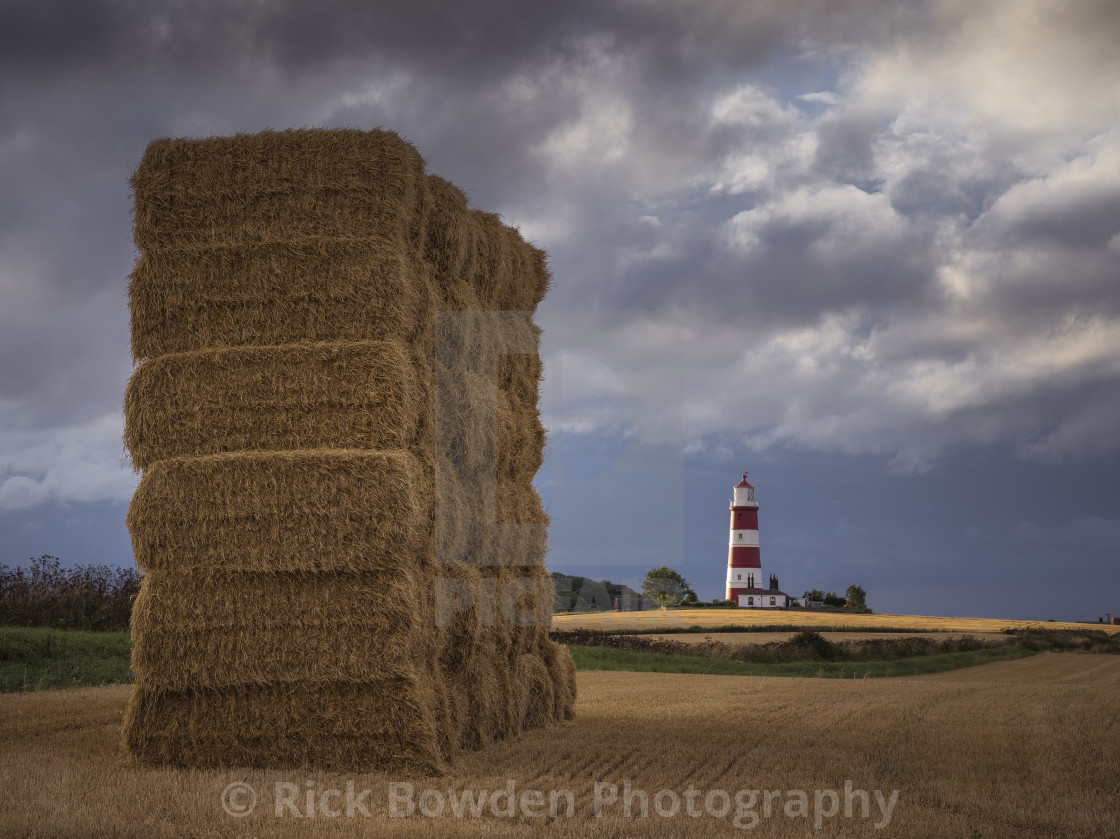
[[553, 608, 1120, 635], [640, 630, 1009, 645], [1, 654, 1116, 837]]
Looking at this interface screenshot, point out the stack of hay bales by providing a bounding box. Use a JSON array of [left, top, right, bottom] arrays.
[[122, 129, 575, 772]]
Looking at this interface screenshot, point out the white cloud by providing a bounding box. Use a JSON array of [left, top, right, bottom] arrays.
[[536, 41, 635, 167], [712, 84, 800, 128], [856, 0, 1120, 165], [798, 91, 841, 106], [594, 1, 1120, 468], [723, 183, 911, 258], [971, 139, 1120, 245], [0, 414, 136, 511]]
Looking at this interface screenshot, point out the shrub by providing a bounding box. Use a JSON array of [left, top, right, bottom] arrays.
[[0, 557, 141, 632]]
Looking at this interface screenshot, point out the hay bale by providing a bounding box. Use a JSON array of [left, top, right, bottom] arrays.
[[497, 388, 546, 481], [124, 676, 444, 773], [433, 364, 497, 476], [422, 176, 470, 294], [516, 654, 557, 729], [127, 450, 422, 574], [433, 456, 470, 567], [130, 129, 427, 251], [431, 374, 544, 483], [130, 569, 429, 691], [433, 310, 542, 384], [462, 211, 551, 311], [445, 478, 548, 569], [539, 640, 578, 721], [128, 241, 433, 361], [124, 127, 568, 774], [498, 351, 544, 420], [124, 341, 424, 469]]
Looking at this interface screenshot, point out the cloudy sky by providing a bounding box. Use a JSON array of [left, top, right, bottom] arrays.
[[2, 0, 1118, 620]]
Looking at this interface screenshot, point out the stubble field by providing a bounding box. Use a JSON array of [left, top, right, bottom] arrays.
[[2, 653, 1117, 838]]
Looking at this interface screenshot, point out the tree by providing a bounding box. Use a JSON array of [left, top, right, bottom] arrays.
[[822, 591, 847, 607], [845, 585, 868, 611], [803, 589, 827, 603], [642, 566, 692, 609]]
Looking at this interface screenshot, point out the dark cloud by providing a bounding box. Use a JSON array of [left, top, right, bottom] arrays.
[[1, 1, 1119, 618], [0, 0, 139, 78], [811, 109, 881, 185]]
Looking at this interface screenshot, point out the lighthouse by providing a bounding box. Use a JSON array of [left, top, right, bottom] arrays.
[[726, 473, 760, 602], [725, 472, 791, 607]]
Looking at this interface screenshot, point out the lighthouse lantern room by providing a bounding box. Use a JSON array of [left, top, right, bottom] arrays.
[[725, 472, 791, 608]]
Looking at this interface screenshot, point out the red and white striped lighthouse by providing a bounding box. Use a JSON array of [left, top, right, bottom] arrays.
[[726, 472, 761, 602]]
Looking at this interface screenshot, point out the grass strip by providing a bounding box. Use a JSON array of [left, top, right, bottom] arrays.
[[566, 643, 1037, 678], [0, 627, 132, 692]]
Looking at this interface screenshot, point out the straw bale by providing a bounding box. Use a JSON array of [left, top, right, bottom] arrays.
[[131, 129, 426, 251], [124, 127, 566, 774], [433, 564, 555, 747], [496, 478, 548, 525], [124, 341, 423, 469], [509, 236, 552, 313], [428, 373, 542, 485], [421, 175, 469, 294], [128, 240, 433, 361], [433, 566, 512, 750], [494, 481, 549, 568], [433, 456, 470, 567], [124, 675, 444, 773], [460, 212, 511, 308], [539, 639, 578, 721], [432, 305, 489, 376], [445, 631, 518, 750], [515, 565, 556, 628], [492, 566, 554, 638], [515, 653, 557, 729], [496, 387, 545, 481], [433, 564, 485, 658], [498, 350, 543, 418], [447, 478, 548, 568], [128, 450, 422, 573], [130, 568, 429, 692], [435, 568, 535, 750], [433, 363, 496, 476], [461, 212, 550, 312], [434, 309, 542, 384], [131, 568, 424, 634]]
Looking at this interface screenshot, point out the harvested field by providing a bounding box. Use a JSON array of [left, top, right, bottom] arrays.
[[1, 654, 1116, 837], [553, 607, 1120, 635]]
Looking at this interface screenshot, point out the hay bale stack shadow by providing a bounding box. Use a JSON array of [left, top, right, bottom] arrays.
[[123, 128, 574, 773]]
